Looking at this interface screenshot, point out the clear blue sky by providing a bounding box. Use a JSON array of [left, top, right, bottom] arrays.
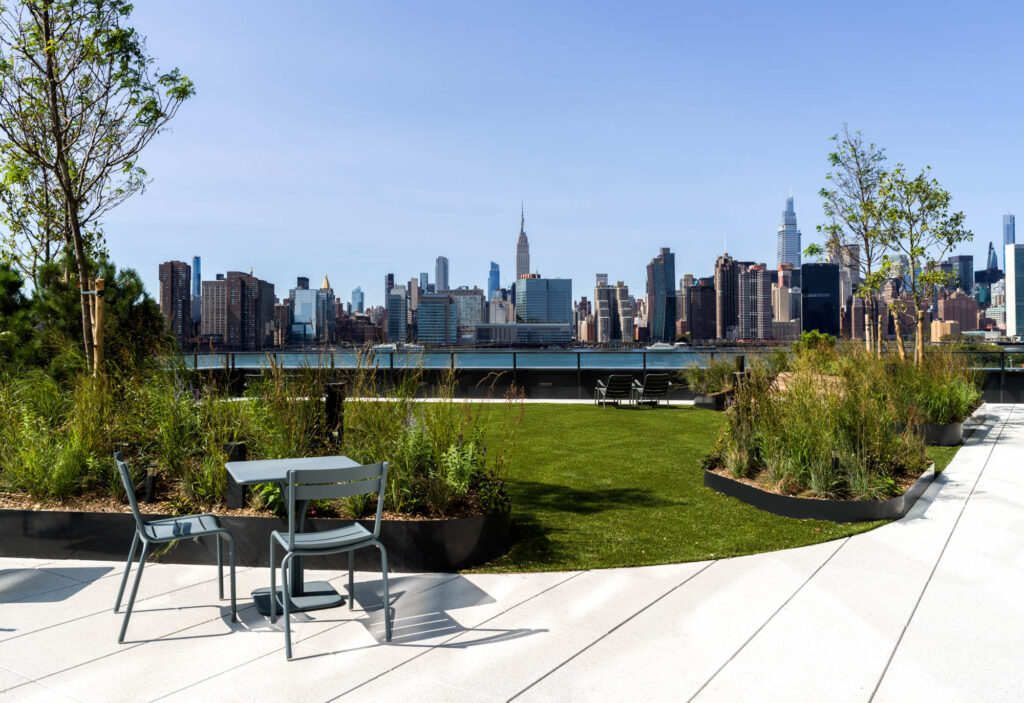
[[107, 0, 1023, 307]]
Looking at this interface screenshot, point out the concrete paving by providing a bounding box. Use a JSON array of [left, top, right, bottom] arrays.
[[0, 404, 1019, 702]]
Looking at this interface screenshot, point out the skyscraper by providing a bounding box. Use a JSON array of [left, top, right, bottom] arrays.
[[351, 286, 364, 313], [515, 278, 572, 324], [738, 265, 773, 340], [776, 196, 802, 269], [593, 277, 633, 343], [158, 261, 191, 346], [290, 275, 333, 343], [948, 255, 974, 294], [1006, 244, 1024, 338], [516, 204, 530, 280], [687, 281, 717, 341], [435, 257, 449, 292], [646, 247, 676, 343], [714, 253, 739, 339], [1004, 215, 1015, 270], [202, 270, 274, 350], [987, 242, 1000, 272], [190, 255, 201, 324], [488, 262, 500, 301], [417, 293, 457, 345], [802, 263, 840, 336], [386, 286, 407, 343]]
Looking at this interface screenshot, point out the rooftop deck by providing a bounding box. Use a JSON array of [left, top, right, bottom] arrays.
[[1, 404, 1021, 702]]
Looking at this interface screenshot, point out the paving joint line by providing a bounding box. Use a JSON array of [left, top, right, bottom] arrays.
[[686, 536, 851, 702], [508, 560, 717, 701], [325, 570, 587, 702], [867, 404, 1014, 702]]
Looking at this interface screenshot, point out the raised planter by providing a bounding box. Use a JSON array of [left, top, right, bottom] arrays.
[[0, 509, 511, 573], [923, 422, 963, 446], [703, 464, 936, 523], [693, 392, 729, 411]]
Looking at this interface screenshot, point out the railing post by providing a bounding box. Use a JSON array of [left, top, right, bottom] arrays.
[[1001, 351, 1006, 404], [223, 442, 247, 509]]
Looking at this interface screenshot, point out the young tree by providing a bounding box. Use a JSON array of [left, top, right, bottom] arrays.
[[817, 126, 888, 354], [0, 0, 193, 370], [877, 166, 973, 365]]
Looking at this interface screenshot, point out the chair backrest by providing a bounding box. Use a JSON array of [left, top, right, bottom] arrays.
[[284, 461, 389, 549], [642, 373, 670, 394], [113, 452, 147, 532], [606, 375, 634, 395]]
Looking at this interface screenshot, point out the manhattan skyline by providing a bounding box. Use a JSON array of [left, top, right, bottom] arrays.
[[94, 1, 1021, 305]]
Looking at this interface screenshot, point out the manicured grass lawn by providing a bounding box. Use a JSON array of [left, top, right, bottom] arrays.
[[475, 404, 959, 573]]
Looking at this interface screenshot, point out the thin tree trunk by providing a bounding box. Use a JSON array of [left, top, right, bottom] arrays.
[[892, 309, 906, 362], [864, 304, 872, 352], [916, 309, 925, 365]]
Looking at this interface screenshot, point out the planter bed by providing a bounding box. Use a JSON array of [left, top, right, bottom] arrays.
[[0, 509, 511, 572], [703, 464, 936, 523], [693, 392, 729, 411]]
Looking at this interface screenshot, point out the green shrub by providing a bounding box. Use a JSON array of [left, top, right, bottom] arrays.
[[684, 356, 737, 395]]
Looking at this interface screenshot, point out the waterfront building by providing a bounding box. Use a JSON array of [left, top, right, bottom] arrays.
[[408, 277, 420, 322], [289, 275, 333, 343], [202, 270, 275, 350], [948, 255, 974, 294], [450, 287, 486, 344], [776, 196, 802, 269], [687, 281, 716, 341], [714, 253, 739, 339], [801, 263, 840, 336], [772, 319, 801, 342], [988, 303, 1007, 328], [435, 257, 449, 292], [417, 293, 458, 345], [158, 260, 191, 347], [771, 283, 799, 323], [488, 296, 512, 324], [488, 262, 500, 301], [738, 265, 773, 340], [516, 205, 530, 280], [938, 291, 978, 332], [646, 247, 676, 343], [1004, 215, 1016, 271], [386, 286, 408, 343], [931, 319, 961, 340], [1006, 244, 1024, 337], [515, 277, 572, 324], [475, 323, 572, 346], [352, 286, 364, 313]]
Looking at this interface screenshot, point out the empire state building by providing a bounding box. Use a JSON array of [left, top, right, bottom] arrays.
[[516, 204, 530, 280]]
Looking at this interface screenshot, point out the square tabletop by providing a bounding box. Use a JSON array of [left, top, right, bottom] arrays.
[[225, 455, 360, 486]]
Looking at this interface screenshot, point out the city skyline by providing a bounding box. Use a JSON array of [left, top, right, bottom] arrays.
[[94, 1, 1020, 307]]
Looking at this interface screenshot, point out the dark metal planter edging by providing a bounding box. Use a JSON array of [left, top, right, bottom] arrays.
[[0, 509, 511, 573], [703, 464, 937, 523]]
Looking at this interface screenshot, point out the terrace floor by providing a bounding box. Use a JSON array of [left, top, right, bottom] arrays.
[[1, 404, 1021, 702]]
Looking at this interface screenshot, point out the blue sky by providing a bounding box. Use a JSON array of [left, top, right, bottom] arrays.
[[107, 0, 1022, 307]]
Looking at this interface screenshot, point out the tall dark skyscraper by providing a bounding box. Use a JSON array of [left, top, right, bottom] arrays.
[[714, 253, 739, 339], [1003, 214, 1015, 271], [488, 261, 500, 301], [802, 263, 840, 337], [516, 204, 530, 280], [776, 196, 802, 269], [948, 255, 974, 294], [383, 273, 394, 306], [646, 247, 676, 343], [987, 242, 999, 272], [435, 256, 449, 292], [190, 255, 202, 323], [687, 281, 716, 341], [159, 260, 191, 346]]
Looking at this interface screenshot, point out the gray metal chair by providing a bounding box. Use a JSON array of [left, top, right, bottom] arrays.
[[112, 452, 237, 643], [269, 461, 391, 659], [633, 373, 671, 406], [595, 374, 634, 407]]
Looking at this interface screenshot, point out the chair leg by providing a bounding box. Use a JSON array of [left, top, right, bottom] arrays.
[[348, 550, 354, 611], [118, 542, 150, 644], [269, 536, 277, 623], [282, 553, 293, 659], [114, 531, 139, 613], [216, 533, 224, 600], [377, 543, 392, 642], [226, 533, 237, 622]]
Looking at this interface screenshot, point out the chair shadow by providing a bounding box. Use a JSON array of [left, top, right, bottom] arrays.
[[0, 566, 113, 603]]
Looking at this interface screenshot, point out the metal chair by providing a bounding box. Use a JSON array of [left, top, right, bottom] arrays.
[[112, 452, 237, 643], [594, 374, 634, 407], [633, 373, 671, 406], [269, 461, 391, 659]]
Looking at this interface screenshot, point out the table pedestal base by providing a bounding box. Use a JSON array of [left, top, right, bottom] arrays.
[[251, 581, 345, 616]]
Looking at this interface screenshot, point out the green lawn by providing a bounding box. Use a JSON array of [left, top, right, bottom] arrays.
[[475, 404, 959, 573]]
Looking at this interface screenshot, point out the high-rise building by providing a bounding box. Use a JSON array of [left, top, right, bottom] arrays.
[[516, 205, 530, 280], [645, 247, 676, 343], [771, 283, 799, 323], [1006, 244, 1024, 337], [714, 253, 739, 339], [158, 261, 191, 346], [1004, 215, 1016, 270], [776, 196, 802, 269], [987, 242, 1000, 272], [595, 273, 609, 287], [450, 287, 486, 343], [515, 278, 572, 324], [416, 293, 458, 345], [419, 272, 430, 292], [289, 275, 333, 343], [593, 278, 633, 343], [351, 286, 364, 313], [738, 265, 772, 340], [938, 291, 978, 332], [687, 281, 716, 341], [190, 256, 201, 324], [948, 255, 974, 294], [386, 286, 407, 343], [201, 270, 274, 350], [435, 257, 449, 292], [488, 262, 500, 301], [802, 263, 840, 336]]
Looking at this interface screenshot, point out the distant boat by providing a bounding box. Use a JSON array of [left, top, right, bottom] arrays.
[[373, 343, 397, 351], [645, 342, 674, 350]]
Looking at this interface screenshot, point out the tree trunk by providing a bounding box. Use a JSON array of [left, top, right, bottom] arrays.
[[916, 308, 926, 365], [892, 309, 906, 362], [864, 304, 872, 352]]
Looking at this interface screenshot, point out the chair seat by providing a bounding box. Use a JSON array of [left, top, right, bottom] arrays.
[[272, 521, 373, 552], [143, 514, 223, 541]]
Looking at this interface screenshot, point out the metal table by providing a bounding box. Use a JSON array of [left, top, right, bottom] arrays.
[[225, 455, 360, 616]]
